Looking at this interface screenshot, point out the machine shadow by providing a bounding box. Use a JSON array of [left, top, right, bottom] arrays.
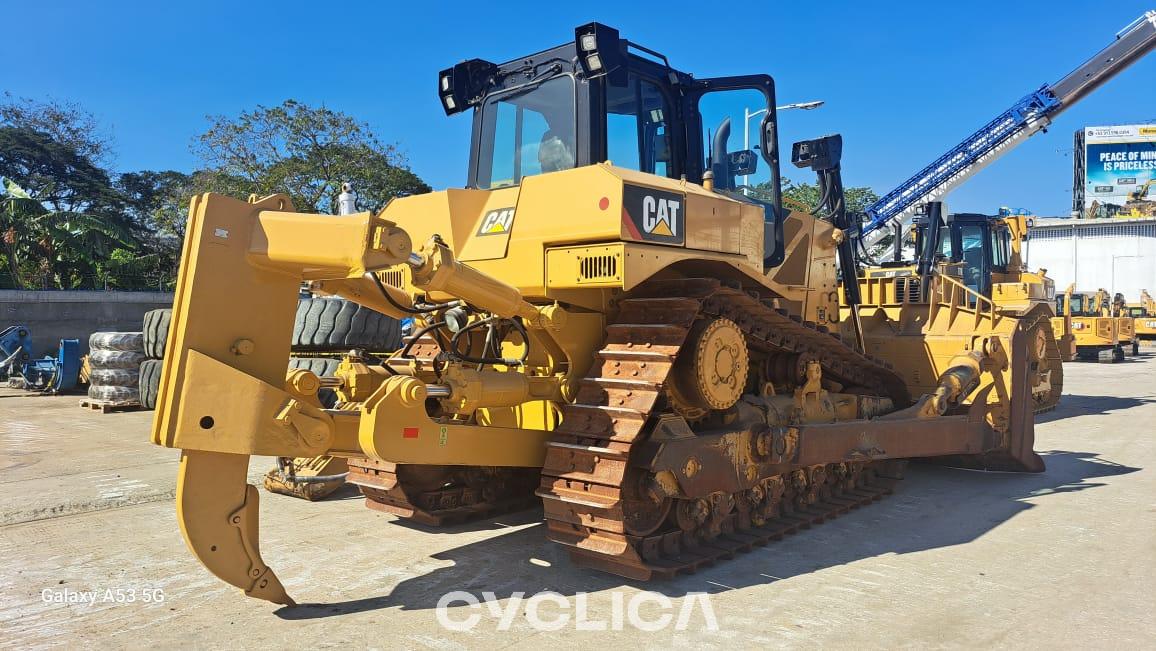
[[1037, 393, 1156, 423], [275, 449, 1137, 619]]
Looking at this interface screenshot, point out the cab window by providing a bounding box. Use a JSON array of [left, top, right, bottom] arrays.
[[958, 224, 985, 293], [606, 75, 674, 177], [477, 76, 576, 189], [938, 226, 953, 258], [1071, 295, 1086, 315], [990, 227, 1010, 270]]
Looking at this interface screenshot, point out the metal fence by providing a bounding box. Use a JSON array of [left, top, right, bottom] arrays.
[[0, 270, 177, 292]]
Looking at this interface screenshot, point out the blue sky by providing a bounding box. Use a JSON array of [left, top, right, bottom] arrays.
[[4, 1, 1154, 216]]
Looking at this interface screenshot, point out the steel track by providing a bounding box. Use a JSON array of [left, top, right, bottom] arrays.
[[537, 277, 912, 579]]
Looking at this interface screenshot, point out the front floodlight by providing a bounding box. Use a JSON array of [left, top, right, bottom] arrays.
[[574, 22, 626, 85], [436, 59, 498, 116]]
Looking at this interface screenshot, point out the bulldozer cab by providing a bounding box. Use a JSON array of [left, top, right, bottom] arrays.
[[438, 22, 786, 262], [913, 211, 1015, 297]]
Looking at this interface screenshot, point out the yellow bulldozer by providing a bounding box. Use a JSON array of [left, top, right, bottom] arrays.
[[151, 23, 1051, 605], [1056, 287, 1126, 362], [856, 205, 1067, 414]]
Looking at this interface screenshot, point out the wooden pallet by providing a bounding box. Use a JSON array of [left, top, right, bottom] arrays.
[[79, 398, 142, 414]]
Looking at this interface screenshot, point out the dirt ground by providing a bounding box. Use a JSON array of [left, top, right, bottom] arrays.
[[2, 354, 1155, 649]]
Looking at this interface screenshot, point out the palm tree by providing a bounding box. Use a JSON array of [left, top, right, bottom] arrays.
[[1, 177, 136, 289]]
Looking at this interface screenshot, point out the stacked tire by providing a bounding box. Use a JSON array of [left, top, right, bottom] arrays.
[[138, 309, 171, 410], [88, 332, 145, 405], [142, 308, 171, 359], [135, 298, 404, 411]]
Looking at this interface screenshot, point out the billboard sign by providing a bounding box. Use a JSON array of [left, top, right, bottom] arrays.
[[1082, 124, 1156, 218]]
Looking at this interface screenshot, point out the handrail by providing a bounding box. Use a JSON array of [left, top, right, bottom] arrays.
[[929, 271, 998, 326]]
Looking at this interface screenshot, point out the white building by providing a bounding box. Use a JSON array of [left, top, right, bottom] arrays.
[[1023, 216, 1156, 301]]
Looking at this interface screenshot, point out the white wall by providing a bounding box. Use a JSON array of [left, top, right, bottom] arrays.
[[1023, 219, 1156, 300]]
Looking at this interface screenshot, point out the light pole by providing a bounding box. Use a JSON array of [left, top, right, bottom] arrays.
[[742, 101, 825, 189]]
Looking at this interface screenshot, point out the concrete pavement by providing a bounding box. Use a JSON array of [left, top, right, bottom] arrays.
[[2, 356, 1154, 648]]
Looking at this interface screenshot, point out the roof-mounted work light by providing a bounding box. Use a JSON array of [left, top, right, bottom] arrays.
[[437, 58, 498, 116], [574, 22, 627, 85]]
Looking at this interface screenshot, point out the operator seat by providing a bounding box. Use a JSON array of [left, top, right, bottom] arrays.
[[538, 129, 575, 173]]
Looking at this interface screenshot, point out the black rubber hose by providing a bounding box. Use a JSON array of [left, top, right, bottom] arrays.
[[367, 272, 447, 314], [449, 317, 529, 366], [284, 472, 349, 484]]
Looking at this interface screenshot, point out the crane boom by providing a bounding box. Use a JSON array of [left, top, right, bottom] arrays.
[[861, 10, 1156, 245]]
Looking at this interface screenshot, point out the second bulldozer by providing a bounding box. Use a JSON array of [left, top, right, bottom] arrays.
[[855, 205, 1066, 413], [150, 23, 1051, 605]]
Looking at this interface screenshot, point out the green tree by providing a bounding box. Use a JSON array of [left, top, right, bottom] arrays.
[[0, 126, 123, 214], [751, 177, 880, 214], [0, 94, 183, 289], [1, 177, 136, 289], [0, 92, 112, 166], [117, 170, 195, 237], [192, 99, 430, 214]]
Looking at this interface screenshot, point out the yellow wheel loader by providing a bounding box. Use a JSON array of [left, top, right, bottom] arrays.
[[1057, 288, 1124, 362], [151, 23, 1048, 605], [855, 205, 1066, 413]]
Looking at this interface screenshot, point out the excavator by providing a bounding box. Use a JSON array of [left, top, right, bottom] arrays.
[[152, 23, 1051, 605], [1129, 289, 1156, 344], [1112, 292, 1141, 356], [1125, 179, 1156, 218], [1056, 287, 1125, 362], [859, 206, 1068, 412]]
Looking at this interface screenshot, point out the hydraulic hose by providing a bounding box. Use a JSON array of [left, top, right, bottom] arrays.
[[366, 271, 458, 315], [449, 316, 529, 366], [274, 458, 348, 484]]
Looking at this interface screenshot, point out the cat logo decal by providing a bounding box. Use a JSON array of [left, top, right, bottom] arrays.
[[621, 185, 685, 245], [476, 208, 515, 236]]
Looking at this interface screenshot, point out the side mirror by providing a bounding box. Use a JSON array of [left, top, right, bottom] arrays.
[[727, 150, 758, 177]]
